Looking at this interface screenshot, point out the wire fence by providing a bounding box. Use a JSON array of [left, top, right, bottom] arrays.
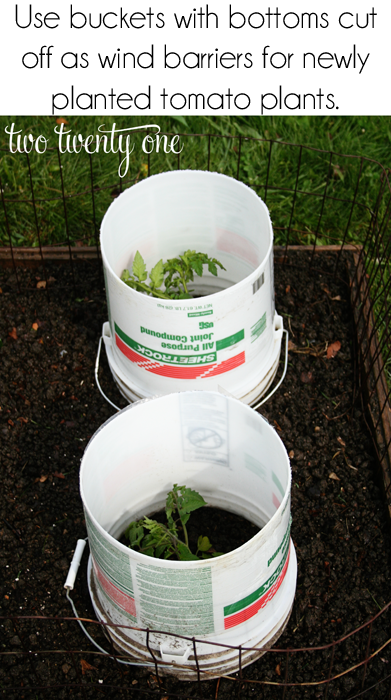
[[1, 129, 391, 698], [1, 601, 391, 698], [1, 128, 390, 501]]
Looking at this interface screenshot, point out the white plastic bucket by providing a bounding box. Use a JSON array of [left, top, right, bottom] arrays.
[[100, 170, 283, 405], [80, 391, 297, 680]]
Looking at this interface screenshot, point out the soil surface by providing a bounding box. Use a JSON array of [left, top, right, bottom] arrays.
[[1, 251, 391, 699]]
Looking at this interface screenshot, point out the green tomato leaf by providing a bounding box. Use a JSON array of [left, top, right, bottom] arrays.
[[149, 259, 164, 289], [215, 259, 226, 271], [207, 261, 218, 276], [132, 250, 147, 282], [142, 532, 157, 547], [125, 522, 145, 549], [197, 535, 212, 552], [155, 543, 170, 558], [190, 258, 203, 277], [176, 542, 200, 561], [166, 485, 206, 529], [180, 512, 191, 526], [180, 486, 207, 514], [165, 491, 176, 522], [142, 516, 160, 531], [126, 483, 216, 561], [121, 268, 131, 281]]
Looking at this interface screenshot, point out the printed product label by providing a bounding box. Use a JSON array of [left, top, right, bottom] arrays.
[[136, 563, 214, 635], [114, 322, 245, 379], [252, 272, 265, 295], [244, 453, 267, 481], [217, 228, 260, 267], [251, 313, 267, 343], [272, 471, 285, 498], [116, 323, 213, 363], [216, 329, 244, 351], [180, 392, 229, 466], [268, 517, 292, 568], [223, 538, 291, 629], [85, 511, 136, 620], [188, 310, 214, 317], [272, 472, 285, 510]]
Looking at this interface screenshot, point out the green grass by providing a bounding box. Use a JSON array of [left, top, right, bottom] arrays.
[[0, 115, 390, 247]]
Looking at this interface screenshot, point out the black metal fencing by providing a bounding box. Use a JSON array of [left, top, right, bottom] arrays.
[[1, 602, 391, 698], [1, 129, 390, 503]]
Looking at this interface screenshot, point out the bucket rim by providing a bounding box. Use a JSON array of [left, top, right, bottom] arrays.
[[99, 169, 274, 305], [79, 390, 292, 569]]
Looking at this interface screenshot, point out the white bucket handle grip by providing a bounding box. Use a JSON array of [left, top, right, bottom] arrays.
[[64, 539, 87, 590]]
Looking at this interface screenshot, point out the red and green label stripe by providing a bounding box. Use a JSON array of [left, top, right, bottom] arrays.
[[224, 539, 291, 629], [115, 322, 245, 379], [86, 511, 134, 597], [272, 471, 285, 510], [216, 329, 244, 351], [93, 558, 137, 620]]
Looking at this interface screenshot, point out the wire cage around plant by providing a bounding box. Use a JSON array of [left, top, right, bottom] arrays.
[[0, 129, 391, 699]]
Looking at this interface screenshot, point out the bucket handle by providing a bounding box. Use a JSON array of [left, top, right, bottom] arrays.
[[252, 327, 289, 411], [95, 325, 289, 413], [95, 334, 122, 412], [64, 541, 157, 668]]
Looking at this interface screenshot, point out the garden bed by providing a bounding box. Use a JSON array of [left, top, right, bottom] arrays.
[[1, 250, 391, 699]]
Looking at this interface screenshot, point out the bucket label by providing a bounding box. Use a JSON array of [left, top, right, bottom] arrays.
[[252, 272, 265, 295], [135, 562, 214, 635], [251, 313, 266, 343], [244, 453, 267, 481], [92, 558, 137, 620], [223, 539, 291, 629], [85, 511, 136, 621], [118, 323, 210, 359], [217, 228, 260, 267], [216, 329, 244, 351], [180, 392, 229, 466], [272, 471, 285, 498], [114, 322, 246, 379], [188, 310, 214, 317], [268, 517, 292, 568]]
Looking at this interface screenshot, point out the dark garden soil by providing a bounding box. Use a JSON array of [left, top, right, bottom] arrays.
[[119, 506, 261, 557], [1, 251, 391, 700]]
